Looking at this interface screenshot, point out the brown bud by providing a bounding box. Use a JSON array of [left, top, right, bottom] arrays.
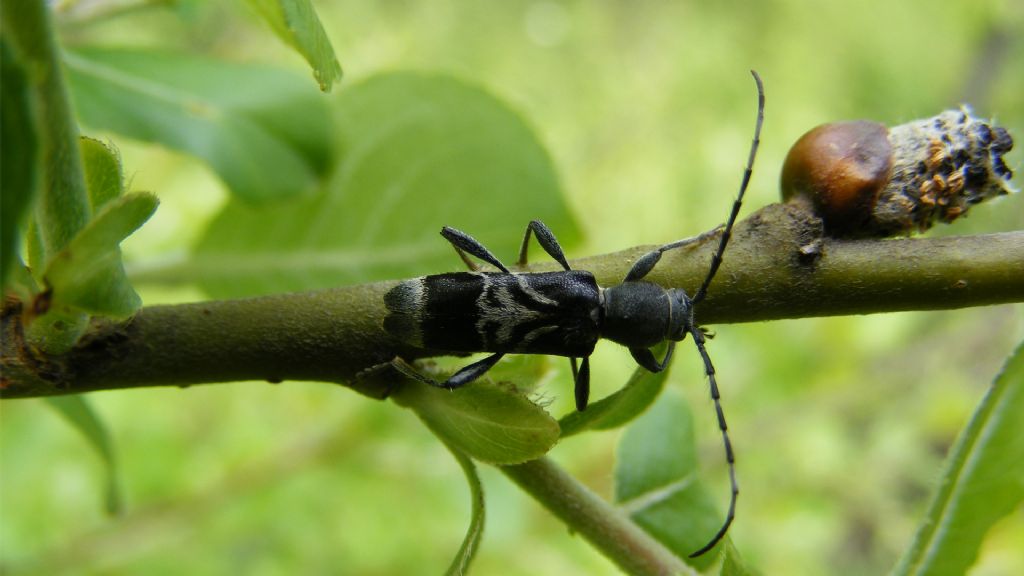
[[781, 107, 1015, 238]]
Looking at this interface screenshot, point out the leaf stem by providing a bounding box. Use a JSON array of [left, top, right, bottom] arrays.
[[3, 0, 92, 352], [2, 1, 90, 263]]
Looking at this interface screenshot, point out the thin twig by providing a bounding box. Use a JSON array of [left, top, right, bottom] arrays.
[[3, 204, 1023, 399], [501, 457, 696, 576]]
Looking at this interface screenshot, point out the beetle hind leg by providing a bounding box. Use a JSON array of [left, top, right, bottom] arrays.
[[390, 353, 504, 390], [441, 226, 510, 273]]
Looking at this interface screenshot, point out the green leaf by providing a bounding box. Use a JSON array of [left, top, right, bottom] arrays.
[[615, 390, 727, 571], [559, 361, 669, 438], [392, 368, 560, 466], [45, 192, 158, 317], [79, 136, 123, 210], [439, 439, 486, 576], [64, 48, 333, 202], [23, 137, 135, 351], [245, 0, 342, 92], [1, 39, 39, 289], [480, 354, 552, 397], [185, 72, 578, 297], [893, 341, 1024, 576], [45, 395, 124, 515]]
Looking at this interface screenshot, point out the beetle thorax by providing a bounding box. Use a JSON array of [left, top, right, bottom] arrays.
[[600, 282, 693, 348]]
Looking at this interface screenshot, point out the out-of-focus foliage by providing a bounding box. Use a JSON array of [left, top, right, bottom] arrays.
[[615, 390, 733, 572], [190, 72, 576, 298], [43, 396, 123, 516], [244, 0, 342, 91], [65, 48, 334, 203], [1, 1, 1021, 576], [894, 343, 1024, 576]]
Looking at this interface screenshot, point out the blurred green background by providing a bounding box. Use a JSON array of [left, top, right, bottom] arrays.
[[2, 1, 1022, 574]]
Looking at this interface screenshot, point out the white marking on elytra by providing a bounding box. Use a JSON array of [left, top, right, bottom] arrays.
[[475, 274, 559, 347], [516, 325, 560, 350], [407, 278, 426, 346]]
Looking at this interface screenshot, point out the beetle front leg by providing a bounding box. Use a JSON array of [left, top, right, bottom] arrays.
[[623, 225, 724, 282], [629, 342, 676, 373]]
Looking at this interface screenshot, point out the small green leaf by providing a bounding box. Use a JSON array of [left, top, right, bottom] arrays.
[[1, 39, 39, 289], [45, 192, 158, 317], [615, 390, 726, 570], [80, 136, 123, 210], [65, 48, 333, 202], [186, 72, 578, 297], [45, 395, 124, 515], [245, 0, 342, 92], [25, 136, 139, 348], [440, 439, 486, 576], [392, 369, 560, 466], [894, 341, 1024, 576], [559, 362, 669, 438]]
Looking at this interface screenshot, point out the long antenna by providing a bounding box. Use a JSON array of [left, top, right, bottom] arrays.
[[692, 70, 765, 305], [689, 70, 765, 558], [688, 325, 736, 558]]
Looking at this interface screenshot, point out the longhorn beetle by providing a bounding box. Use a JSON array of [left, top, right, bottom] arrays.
[[384, 71, 764, 557]]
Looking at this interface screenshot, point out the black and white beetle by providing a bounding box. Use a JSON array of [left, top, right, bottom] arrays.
[[384, 71, 764, 557]]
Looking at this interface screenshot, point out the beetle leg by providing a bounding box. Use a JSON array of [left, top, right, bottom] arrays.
[[389, 357, 445, 386], [447, 353, 505, 387], [452, 246, 480, 271], [571, 356, 591, 411], [629, 342, 676, 373], [441, 226, 510, 273], [623, 225, 723, 282], [390, 354, 504, 389], [517, 220, 572, 271]]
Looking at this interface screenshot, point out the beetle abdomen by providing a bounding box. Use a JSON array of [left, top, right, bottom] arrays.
[[383, 271, 601, 357]]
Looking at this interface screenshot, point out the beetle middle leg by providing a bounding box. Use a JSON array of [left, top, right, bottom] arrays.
[[569, 356, 591, 411], [516, 220, 572, 271]]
